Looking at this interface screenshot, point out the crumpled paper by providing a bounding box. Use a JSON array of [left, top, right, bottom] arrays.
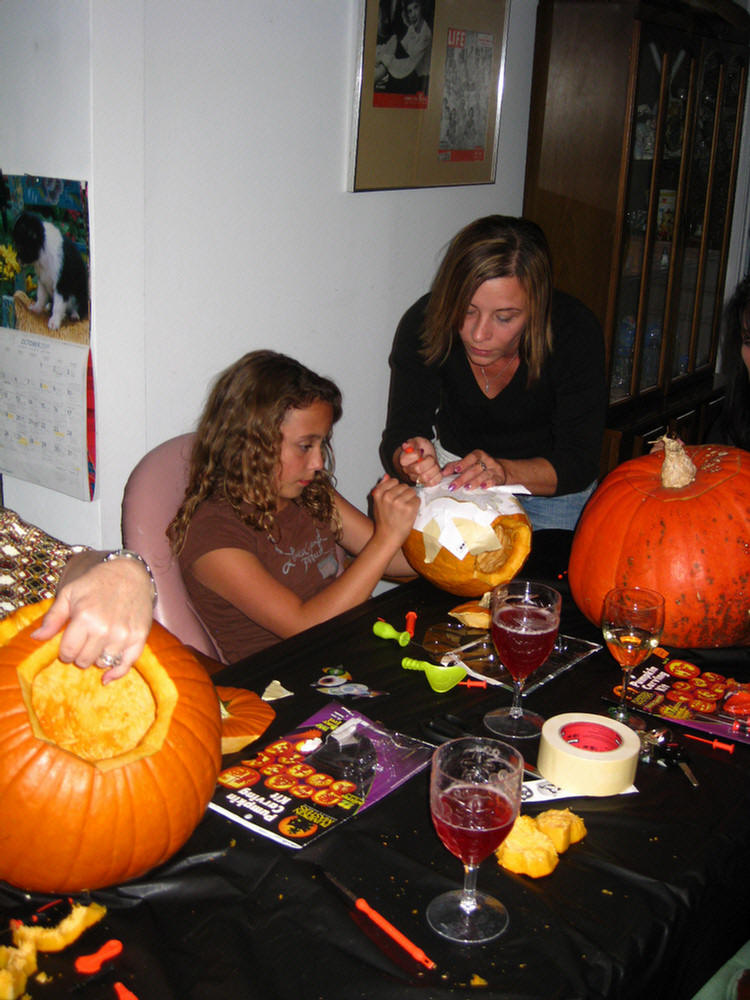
[[414, 477, 529, 562]]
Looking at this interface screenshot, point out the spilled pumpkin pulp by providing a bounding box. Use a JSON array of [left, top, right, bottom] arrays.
[[17, 643, 178, 772]]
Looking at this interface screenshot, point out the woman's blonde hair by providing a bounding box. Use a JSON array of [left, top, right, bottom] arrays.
[[168, 350, 342, 553], [422, 215, 553, 381]]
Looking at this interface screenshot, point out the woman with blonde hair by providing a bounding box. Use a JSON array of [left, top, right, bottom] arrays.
[[169, 350, 418, 662], [381, 215, 606, 530]]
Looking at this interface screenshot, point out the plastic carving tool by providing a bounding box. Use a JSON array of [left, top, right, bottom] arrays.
[[401, 657, 466, 693], [373, 620, 411, 646], [321, 869, 436, 970]]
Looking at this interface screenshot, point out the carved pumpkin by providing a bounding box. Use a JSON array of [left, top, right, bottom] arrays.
[[403, 484, 532, 598], [568, 442, 750, 648], [0, 600, 222, 892], [216, 686, 275, 754]]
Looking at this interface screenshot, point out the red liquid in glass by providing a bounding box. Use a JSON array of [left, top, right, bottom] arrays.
[[491, 606, 558, 682], [432, 785, 515, 867]]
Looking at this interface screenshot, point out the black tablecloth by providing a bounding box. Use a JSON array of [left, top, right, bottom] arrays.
[[3, 532, 750, 999]]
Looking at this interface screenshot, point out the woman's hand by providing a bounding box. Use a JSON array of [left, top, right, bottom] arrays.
[[31, 552, 154, 683], [371, 474, 420, 545], [395, 437, 442, 486], [442, 450, 508, 490]]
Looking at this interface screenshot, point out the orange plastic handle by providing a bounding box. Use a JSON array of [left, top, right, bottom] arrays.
[[114, 982, 140, 1000], [74, 938, 123, 974], [354, 897, 436, 970]]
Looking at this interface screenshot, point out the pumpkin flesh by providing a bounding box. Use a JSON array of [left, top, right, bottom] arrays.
[[569, 445, 750, 648], [0, 601, 222, 893]]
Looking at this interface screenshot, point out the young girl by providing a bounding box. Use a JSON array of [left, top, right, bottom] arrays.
[[168, 350, 419, 662]]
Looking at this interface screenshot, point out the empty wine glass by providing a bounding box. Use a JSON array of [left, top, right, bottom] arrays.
[[483, 580, 562, 739], [427, 736, 523, 944]]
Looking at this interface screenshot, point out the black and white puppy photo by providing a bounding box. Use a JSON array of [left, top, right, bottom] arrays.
[[12, 211, 89, 330]]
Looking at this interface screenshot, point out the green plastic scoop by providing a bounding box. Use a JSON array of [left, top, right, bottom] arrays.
[[401, 657, 467, 693]]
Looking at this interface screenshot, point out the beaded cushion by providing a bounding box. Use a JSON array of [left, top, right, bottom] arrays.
[[0, 508, 86, 620]]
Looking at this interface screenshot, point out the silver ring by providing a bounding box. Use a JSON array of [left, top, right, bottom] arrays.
[[479, 461, 487, 471], [98, 651, 123, 669]]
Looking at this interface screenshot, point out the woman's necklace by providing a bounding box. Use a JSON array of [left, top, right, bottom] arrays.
[[478, 354, 517, 393]]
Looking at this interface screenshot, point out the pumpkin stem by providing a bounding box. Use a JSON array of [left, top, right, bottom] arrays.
[[659, 436, 697, 488]]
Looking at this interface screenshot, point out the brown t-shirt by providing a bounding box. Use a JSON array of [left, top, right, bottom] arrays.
[[179, 498, 340, 663]]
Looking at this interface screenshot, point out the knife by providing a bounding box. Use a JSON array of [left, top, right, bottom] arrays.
[[320, 868, 437, 971]]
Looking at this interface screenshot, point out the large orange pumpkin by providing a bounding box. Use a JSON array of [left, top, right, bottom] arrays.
[[403, 487, 532, 598], [568, 442, 750, 648], [0, 600, 222, 893]]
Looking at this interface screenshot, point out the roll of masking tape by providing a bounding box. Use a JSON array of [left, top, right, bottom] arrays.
[[537, 713, 640, 796]]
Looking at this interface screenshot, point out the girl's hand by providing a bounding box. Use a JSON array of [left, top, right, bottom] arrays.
[[396, 437, 442, 486], [371, 474, 420, 545], [442, 450, 508, 491]]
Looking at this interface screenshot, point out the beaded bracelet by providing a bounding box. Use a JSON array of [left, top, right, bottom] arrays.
[[102, 549, 158, 607]]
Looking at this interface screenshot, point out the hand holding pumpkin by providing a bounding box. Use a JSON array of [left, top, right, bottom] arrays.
[[31, 551, 154, 682]]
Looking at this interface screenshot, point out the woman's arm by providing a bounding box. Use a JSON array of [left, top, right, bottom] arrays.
[[191, 479, 419, 641], [31, 550, 155, 682], [380, 295, 441, 477]]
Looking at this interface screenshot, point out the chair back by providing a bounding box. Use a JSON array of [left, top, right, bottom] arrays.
[[122, 433, 224, 661]]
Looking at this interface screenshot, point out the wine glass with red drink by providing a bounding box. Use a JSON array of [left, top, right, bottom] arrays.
[[427, 736, 523, 944], [483, 580, 562, 739], [602, 586, 665, 725]]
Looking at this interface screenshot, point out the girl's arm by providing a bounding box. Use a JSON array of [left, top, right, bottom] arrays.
[[190, 477, 418, 641]]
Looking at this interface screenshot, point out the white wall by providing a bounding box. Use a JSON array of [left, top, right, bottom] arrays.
[[0, 0, 537, 548], [3, 0, 749, 551]]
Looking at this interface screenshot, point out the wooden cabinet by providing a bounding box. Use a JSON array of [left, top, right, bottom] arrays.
[[523, 0, 749, 459]]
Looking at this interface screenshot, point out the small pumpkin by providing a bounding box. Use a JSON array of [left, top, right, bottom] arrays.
[[568, 441, 750, 648], [216, 685, 275, 754], [448, 598, 491, 629], [0, 600, 222, 893], [403, 484, 532, 598]]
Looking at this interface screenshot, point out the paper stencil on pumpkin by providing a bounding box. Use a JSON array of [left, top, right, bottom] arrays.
[[403, 479, 532, 597]]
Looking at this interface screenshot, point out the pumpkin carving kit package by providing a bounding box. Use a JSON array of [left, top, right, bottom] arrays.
[[209, 703, 433, 848], [607, 647, 750, 745]]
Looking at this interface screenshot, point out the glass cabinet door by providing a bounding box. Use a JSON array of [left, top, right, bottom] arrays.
[[610, 27, 695, 402], [609, 27, 747, 405], [673, 48, 722, 379], [694, 50, 747, 370], [639, 41, 691, 393]]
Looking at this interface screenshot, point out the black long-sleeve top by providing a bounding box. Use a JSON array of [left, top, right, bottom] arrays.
[[381, 290, 606, 496]]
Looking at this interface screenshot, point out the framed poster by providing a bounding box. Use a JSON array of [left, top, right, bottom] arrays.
[[350, 0, 509, 191]]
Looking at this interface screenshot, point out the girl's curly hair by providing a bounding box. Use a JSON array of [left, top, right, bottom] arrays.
[[168, 350, 342, 553]]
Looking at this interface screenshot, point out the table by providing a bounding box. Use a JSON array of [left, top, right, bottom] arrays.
[[3, 532, 750, 999]]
